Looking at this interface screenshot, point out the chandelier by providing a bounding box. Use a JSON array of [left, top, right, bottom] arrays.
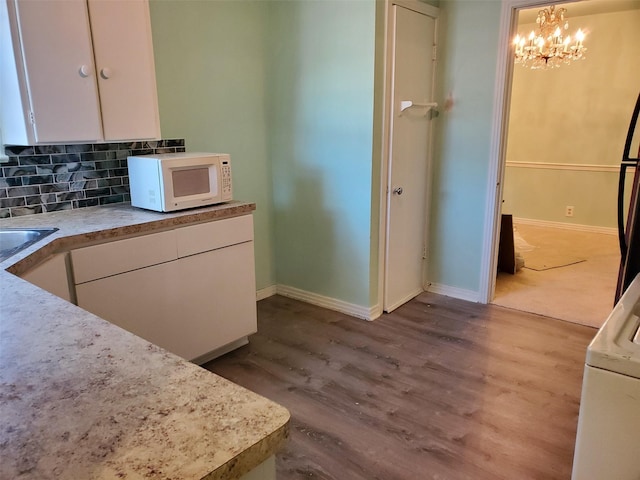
[[513, 5, 587, 69]]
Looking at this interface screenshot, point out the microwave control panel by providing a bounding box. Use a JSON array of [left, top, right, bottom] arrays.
[[221, 160, 232, 196]]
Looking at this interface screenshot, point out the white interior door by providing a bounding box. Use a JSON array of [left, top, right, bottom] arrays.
[[383, 4, 437, 313]]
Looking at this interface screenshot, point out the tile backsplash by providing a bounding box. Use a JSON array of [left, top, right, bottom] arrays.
[[0, 139, 185, 218]]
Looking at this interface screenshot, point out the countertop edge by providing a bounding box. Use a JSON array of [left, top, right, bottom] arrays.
[[203, 421, 291, 480], [0, 201, 291, 480], [2, 201, 256, 275]]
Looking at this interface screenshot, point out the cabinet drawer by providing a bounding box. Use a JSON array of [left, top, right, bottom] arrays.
[[71, 230, 176, 284], [176, 215, 253, 258]]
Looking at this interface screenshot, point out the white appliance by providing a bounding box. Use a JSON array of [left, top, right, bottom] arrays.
[[572, 273, 640, 479], [128, 152, 232, 212]]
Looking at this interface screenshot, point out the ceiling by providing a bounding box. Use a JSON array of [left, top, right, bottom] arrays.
[[518, 0, 640, 24]]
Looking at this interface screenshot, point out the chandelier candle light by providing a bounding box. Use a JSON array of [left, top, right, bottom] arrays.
[[513, 5, 587, 69]]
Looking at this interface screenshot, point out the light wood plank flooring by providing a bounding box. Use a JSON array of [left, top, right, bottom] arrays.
[[205, 293, 597, 480]]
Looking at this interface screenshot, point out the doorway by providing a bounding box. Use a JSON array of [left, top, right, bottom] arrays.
[[380, 0, 438, 314], [484, 0, 639, 327], [492, 224, 619, 327]]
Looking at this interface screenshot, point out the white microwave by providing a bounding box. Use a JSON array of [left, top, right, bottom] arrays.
[[128, 152, 232, 212]]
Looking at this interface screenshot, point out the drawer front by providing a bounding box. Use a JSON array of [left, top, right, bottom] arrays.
[[71, 230, 177, 284], [176, 214, 253, 258]]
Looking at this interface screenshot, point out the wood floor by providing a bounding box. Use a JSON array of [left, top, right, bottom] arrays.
[[204, 293, 597, 480]]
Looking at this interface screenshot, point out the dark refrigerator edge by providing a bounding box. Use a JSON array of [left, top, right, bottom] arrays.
[[615, 91, 640, 303]]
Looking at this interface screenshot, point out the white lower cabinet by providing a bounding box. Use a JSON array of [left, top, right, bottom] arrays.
[[241, 456, 276, 480], [173, 241, 257, 361], [71, 215, 257, 363], [20, 253, 72, 302]]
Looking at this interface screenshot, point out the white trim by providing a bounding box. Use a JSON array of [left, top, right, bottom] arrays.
[[369, 303, 383, 320], [379, 0, 439, 312], [0, 128, 9, 163], [513, 217, 617, 235], [479, 0, 519, 304], [426, 283, 481, 303], [381, 0, 397, 311], [259, 284, 383, 320], [391, 0, 438, 17], [376, 0, 393, 318], [506, 161, 624, 173], [480, 0, 589, 304], [256, 285, 277, 301], [276, 284, 379, 321]]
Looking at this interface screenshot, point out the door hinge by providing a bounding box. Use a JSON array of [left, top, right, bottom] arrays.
[[432, 45, 437, 61], [422, 245, 428, 259], [29, 111, 36, 125]]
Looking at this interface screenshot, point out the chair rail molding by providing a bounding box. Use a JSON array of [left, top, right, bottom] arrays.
[[506, 161, 623, 172]]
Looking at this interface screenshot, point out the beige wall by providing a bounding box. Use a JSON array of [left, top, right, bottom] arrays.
[[502, 8, 640, 228]]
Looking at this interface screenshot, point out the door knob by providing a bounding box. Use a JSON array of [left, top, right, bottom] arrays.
[[78, 65, 92, 78], [100, 67, 112, 79], [393, 187, 403, 195]]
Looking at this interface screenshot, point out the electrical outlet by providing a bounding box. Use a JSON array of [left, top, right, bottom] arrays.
[[565, 206, 575, 217]]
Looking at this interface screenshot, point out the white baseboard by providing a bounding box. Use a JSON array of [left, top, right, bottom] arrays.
[[256, 285, 277, 301], [369, 303, 383, 320], [426, 283, 481, 303], [276, 284, 377, 321], [513, 217, 617, 235]]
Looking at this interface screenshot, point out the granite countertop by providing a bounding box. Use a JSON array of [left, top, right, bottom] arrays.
[[0, 202, 290, 479]]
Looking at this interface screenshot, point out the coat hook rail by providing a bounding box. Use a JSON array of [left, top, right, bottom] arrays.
[[400, 100, 438, 114]]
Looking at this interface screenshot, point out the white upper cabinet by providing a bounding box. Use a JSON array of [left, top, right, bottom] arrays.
[[6, 0, 103, 143], [87, 0, 160, 141], [0, 0, 161, 145]]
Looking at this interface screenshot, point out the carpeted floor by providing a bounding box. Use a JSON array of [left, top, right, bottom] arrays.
[[492, 223, 620, 329]]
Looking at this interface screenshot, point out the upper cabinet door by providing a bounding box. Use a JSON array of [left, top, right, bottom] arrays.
[[88, 0, 160, 141], [14, 0, 103, 143]]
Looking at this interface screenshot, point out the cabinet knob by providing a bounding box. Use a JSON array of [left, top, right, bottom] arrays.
[[100, 68, 112, 80], [78, 65, 92, 78]]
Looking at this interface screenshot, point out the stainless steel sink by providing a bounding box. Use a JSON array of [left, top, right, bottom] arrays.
[[0, 228, 59, 262]]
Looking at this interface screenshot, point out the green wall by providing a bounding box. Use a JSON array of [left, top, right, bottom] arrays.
[[148, 0, 640, 306], [268, 0, 376, 307], [503, 168, 625, 227], [150, 0, 542, 304], [503, 8, 640, 228], [148, 0, 521, 304], [428, 0, 502, 293], [150, 0, 376, 307], [150, 0, 275, 290]]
